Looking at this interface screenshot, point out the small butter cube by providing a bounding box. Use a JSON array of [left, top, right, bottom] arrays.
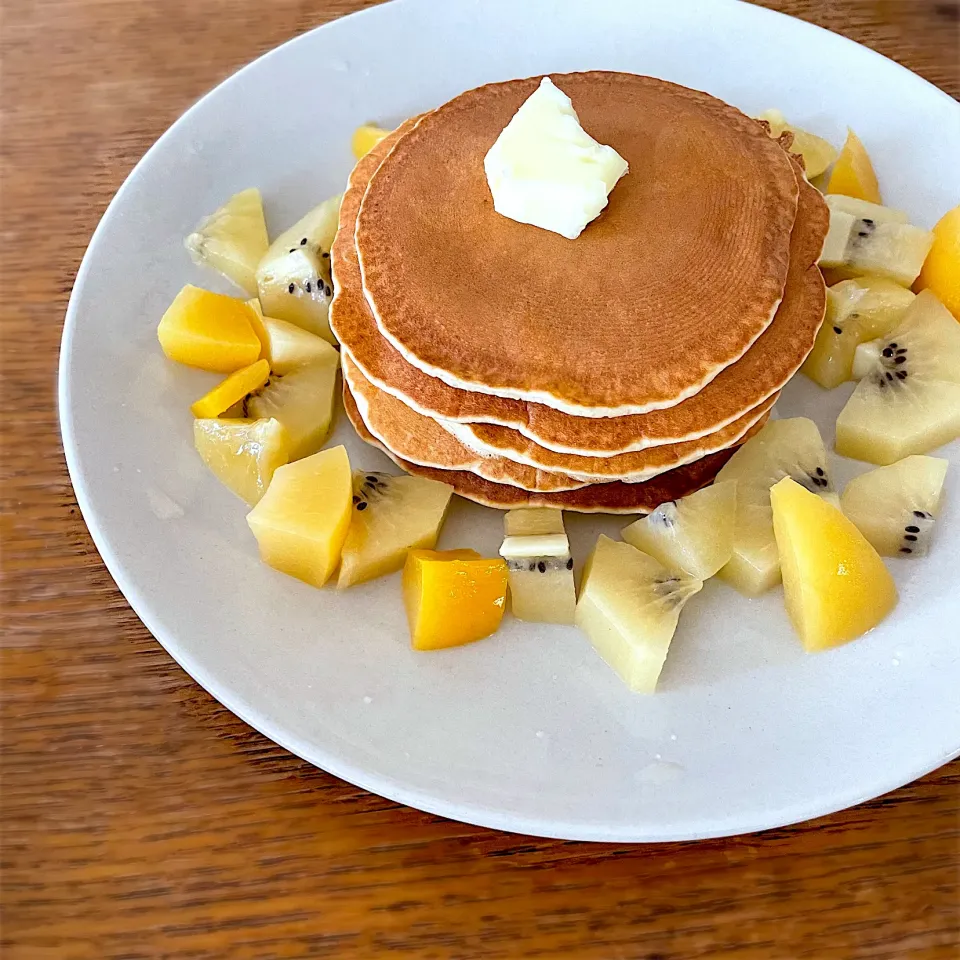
[[484, 77, 628, 240]]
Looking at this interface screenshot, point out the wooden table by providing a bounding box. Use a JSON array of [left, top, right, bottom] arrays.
[[3, 1, 958, 956]]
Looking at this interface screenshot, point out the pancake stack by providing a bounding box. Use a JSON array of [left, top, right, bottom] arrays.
[[331, 72, 829, 513]]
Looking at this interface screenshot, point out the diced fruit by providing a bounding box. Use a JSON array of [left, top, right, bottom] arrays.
[[820, 197, 935, 288], [802, 277, 915, 389], [403, 549, 508, 650], [504, 508, 564, 537], [771, 477, 898, 651], [255, 195, 342, 343], [915, 204, 960, 320], [194, 417, 289, 505], [257, 248, 333, 341], [243, 299, 268, 355], [184, 188, 269, 295], [756, 109, 838, 178], [246, 445, 352, 587], [499, 508, 576, 624], [247, 300, 334, 373], [352, 124, 391, 159], [836, 291, 960, 464], [826, 129, 881, 204], [621, 480, 736, 580], [824, 196, 908, 224], [337, 472, 454, 588], [575, 535, 702, 694], [157, 285, 261, 373], [850, 341, 882, 381], [243, 349, 340, 461], [190, 359, 270, 418], [840, 455, 948, 558], [716, 418, 837, 596]]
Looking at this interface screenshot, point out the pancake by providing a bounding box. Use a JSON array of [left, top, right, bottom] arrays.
[[347, 343, 775, 483], [344, 385, 755, 514], [444, 392, 777, 482], [355, 72, 799, 416], [332, 125, 827, 456], [343, 356, 587, 493]]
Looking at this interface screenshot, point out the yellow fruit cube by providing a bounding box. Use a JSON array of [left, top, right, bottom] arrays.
[[184, 188, 269, 295], [915, 204, 960, 320], [190, 359, 269, 418], [246, 445, 352, 588], [757, 109, 838, 179], [826, 129, 881, 204], [245, 299, 269, 359], [403, 549, 508, 650], [157, 285, 261, 372], [770, 477, 898, 651], [194, 417, 289, 505], [351, 124, 391, 159]]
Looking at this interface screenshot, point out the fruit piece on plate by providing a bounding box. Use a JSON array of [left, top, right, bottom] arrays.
[[820, 197, 935, 288], [352, 124, 391, 159], [255, 195, 342, 343], [823, 195, 908, 224], [504, 507, 568, 537], [499, 508, 576, 624], [575, 535, 702, 694], [756, 109, 838, 179], [157, 285, 261, 373], [194, 417, 289, 505], [621, 480, 737, 580], [840, 455, 948, 558], [802, 277, 915, 389], [184, 188, 269, 295], [190, 358, 270, 418], [338, 472, 454, 588], [246, 445, 352, 587], [716, 418, 838, 596], [243, 349, 340, 461], [246, 299, 334, 373], [826, 129, 881, 203], [836, 290, 960, 464], [403, 549, 508, 650], [771, 477, 898, 651], [915, 204, 960, 320]]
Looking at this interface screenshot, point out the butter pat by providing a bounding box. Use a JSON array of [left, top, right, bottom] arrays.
[[484, 77, 628, 240], [499, 508, 576, 625]]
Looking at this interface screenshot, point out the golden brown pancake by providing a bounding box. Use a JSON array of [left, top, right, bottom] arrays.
[[346, 347, 773, 484], [355, 72, 799, 416], [444, 392, 777, 481], [344, 385, 760, 513], [343, 356, 586, 492], [332, 125, 826, 456]]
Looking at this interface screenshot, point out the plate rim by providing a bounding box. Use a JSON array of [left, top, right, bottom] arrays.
[[58, 0, 960, 842]]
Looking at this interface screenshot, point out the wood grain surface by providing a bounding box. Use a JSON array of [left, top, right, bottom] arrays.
[[2, 1, 959, 957]]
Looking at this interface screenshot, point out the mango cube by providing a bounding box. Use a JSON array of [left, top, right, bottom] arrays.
[[403, 549, 508, 650], [915, 204, 960, 320], [771, 477, 898, 651], [190, 358, 269, 418], [826, 129, 881, 204], [351, 124, 391, 159], [157, 284, 261, 372]]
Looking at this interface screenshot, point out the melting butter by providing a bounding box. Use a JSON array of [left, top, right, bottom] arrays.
[[484, 77, 628, 240]]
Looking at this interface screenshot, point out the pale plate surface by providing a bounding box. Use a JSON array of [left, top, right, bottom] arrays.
[[60, 0, 960, 841]]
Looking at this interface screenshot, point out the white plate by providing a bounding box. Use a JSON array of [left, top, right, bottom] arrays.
[[60, 0, 960, 841]]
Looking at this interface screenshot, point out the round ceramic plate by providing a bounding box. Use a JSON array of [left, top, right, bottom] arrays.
[[60, 0, 960, 841]]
